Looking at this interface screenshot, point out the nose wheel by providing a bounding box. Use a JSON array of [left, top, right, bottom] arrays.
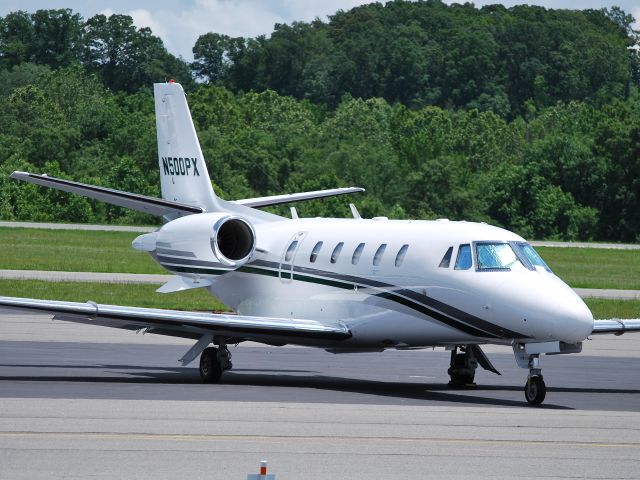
[[525, 374, 546, 405]]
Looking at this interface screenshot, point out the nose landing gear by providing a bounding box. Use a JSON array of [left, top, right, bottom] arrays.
[[525, 373, 546, 405], [514, 344, 549, 406], [523, 353, 546, 405]]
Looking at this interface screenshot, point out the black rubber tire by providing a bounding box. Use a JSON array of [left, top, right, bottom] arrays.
[[200, 347, 223, 383], [448, 353, 475, 386], [524, 375, 546, 405]]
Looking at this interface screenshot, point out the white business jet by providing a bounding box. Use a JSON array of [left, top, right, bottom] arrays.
[[2, 82, 638, 406]]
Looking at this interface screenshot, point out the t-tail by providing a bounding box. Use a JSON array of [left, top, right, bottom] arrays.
[[9, 82, 364, 221], [154, 82, 222, 214]]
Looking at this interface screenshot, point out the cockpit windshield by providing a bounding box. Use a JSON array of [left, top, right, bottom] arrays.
[[476, 242, 521, 270], [447, 241, 552, 273]]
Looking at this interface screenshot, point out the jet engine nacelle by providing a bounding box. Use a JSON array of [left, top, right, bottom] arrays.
[[208, 214, 256, 267], [135, 212, 256, 268]]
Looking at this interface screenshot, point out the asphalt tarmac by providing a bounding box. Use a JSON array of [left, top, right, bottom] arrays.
[[0, 313, 639, 479]]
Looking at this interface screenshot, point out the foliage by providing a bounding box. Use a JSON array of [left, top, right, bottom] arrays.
[[1, 6, 640, 241], [201, 1, 635, 117]]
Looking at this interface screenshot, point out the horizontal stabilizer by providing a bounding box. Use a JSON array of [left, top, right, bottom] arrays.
[[235, 187, 365, 208], [10, 171, 202, 217], [156, 276, 212, 293], [591, 319, 640, 335], [0, 296, 352, 342]]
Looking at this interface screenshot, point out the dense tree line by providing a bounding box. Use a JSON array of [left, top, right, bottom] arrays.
[[193, 1, 638, 117], [0, 4, 639, 241]]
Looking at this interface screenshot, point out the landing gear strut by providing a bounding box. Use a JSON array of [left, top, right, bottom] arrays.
[[199, 342, 233, 383], [513, 344, 547, 406]]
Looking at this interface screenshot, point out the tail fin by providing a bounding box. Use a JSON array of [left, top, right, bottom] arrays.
[[154, 82, 221, 212]]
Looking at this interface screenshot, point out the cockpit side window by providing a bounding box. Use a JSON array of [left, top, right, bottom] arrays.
[[512, 242, 552, 272], [454, 244, 472, 270], [439, 247, 453, 268]]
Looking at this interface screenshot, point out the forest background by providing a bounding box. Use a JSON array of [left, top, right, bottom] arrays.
[[0, 1, 639, 242]]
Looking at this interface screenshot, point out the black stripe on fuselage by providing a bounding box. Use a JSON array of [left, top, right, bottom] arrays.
[[255, 260, 527, 338], [156, 248, 196, 258], [157, 258, 529, 339], [157, 255, 227, 268]]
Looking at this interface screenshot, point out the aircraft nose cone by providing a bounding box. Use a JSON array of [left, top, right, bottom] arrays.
[[554, 295, 594, 343]]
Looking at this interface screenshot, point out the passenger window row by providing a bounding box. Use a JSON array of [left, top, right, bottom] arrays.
[[307, 241, 409, 267]]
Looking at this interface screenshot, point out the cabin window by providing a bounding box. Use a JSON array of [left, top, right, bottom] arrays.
[[373, 244, 387, 266], [439, 247, 453, 268], [395, 244, 409, 267], [284, 241, 298, 262], [454, 244, 472, 270], [309, 241, 323, 263], [352, 243, 365, 265], [476, 242, 521, 270], [331, 242, 344, 264]]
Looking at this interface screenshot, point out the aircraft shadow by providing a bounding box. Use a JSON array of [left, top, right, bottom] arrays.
[[7, 362, 639, 408]]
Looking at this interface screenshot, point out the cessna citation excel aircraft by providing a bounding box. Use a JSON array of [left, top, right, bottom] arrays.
[[2, 82, 639, 406]]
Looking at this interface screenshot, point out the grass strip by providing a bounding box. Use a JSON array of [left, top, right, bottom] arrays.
[[0, 227, 638, 290], [584, 299, 640, 320], [536, 247, 640, 290], [1, 280, 638, 320], [0, 280, 227, 311], [0, 227, 163, 274]]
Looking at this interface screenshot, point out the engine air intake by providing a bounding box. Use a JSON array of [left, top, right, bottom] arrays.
[[211, 216, 256, 266]]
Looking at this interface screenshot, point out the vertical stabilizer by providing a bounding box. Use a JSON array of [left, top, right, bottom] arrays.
[[154, 82, 220, 212]]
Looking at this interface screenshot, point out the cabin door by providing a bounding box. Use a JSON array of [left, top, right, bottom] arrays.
[[279, 231, 306, 283]]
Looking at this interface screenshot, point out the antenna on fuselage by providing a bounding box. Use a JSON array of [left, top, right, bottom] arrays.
[[290, 207, 299, 219], [349, 203, 361, 219]]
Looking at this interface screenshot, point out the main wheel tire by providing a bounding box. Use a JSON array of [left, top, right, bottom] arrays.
[[448, 353, 475, 386], [200, 347, 223, 383], [524, 375, 546, 405]]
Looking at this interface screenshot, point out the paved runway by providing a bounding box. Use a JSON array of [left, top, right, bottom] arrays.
[[0, 313, 639, 479]]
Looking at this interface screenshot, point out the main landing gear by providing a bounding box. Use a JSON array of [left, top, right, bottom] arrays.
[[448, 346, 477, 386], [199, 342, 233, 383], [447, 345, 501, 387], [178, 334, 234, 383]]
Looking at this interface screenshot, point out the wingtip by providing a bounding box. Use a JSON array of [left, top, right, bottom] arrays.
[[9, 171, 28, 179]]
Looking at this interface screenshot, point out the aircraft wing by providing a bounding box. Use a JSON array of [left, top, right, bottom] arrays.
[[235, 187, 365, 208], [10, 171, 202, 217], [0, 296, 351, 344], [591, 319, 640, 335]]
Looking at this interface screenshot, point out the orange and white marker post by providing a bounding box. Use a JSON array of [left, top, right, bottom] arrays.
[[247, 460, 275, 479]]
